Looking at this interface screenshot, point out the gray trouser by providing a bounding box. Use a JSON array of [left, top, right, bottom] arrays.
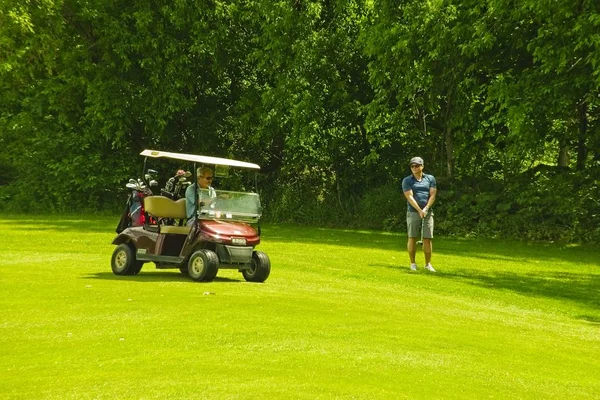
[[406, 211, 434, 239]]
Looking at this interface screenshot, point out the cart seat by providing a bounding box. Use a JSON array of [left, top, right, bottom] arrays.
[[143, 196, 190, 234]]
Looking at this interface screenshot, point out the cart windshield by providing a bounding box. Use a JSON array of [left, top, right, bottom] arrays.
[[197, 190, 261, 222]]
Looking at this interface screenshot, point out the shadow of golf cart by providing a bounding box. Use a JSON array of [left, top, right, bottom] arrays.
[[110, 150, 270, 282]]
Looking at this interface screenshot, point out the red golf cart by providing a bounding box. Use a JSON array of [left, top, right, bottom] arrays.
[[110, 150, 270, 282]]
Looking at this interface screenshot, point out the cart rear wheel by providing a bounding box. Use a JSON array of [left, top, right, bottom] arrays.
[[111, 243, 143, 275], [188, 249, 219, 282]]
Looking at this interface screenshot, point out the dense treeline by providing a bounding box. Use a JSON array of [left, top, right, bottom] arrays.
[[1, 0, 599, 242]]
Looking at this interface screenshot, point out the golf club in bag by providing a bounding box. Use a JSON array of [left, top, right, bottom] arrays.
[[156, 169, 192, 226], [115, 172, 158, 234], [160, 169, 191, 200]]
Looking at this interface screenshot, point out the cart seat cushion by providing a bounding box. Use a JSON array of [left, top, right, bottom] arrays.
[[144, 196, 187, 219], [159, 225, 191, 234]]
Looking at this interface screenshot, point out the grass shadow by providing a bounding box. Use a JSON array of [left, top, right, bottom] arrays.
[[579, 315, 600, 325], [440, 268, 600, 318], [266, 225, 600, 266], [371, 263, 436, 275], [82, 271, 242, 283]]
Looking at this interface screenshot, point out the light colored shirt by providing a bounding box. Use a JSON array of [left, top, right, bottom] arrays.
[[185, 183, 216, 219]]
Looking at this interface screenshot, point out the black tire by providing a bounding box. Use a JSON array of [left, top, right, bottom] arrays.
[[242, 251, 270, 283], [128, 261, 143, 275], [187, 249, 219, 282], [203, 261, 219, 282], [111, 243, 143, 276]]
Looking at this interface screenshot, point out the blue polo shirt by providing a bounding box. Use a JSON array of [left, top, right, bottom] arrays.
[[402, 174, 436, 212]]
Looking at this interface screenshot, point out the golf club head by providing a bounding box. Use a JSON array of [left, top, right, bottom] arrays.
[[126, 183, 137, 190]]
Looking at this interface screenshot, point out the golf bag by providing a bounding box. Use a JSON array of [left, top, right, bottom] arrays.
[[115, 181, 155, 233], [160, 169, 191, 200]]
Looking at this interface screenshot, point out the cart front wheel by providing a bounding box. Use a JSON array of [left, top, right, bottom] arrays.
[[242, 251, 270, 283]]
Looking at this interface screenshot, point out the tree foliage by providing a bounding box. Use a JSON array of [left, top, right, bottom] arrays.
[[1, 0, 598, 242]]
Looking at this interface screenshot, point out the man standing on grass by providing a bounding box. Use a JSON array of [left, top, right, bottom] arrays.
[[402, 157, 437, 272]]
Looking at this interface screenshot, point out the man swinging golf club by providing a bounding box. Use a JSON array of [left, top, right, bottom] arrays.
[[402, 157, 437, 272]]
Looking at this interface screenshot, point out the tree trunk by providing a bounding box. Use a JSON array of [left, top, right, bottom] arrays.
[[557, 141, 569, 167], [357, 124, 369, 159], [265, 131, 285, 175], [443, 94, 454, 178], [445, 124, 454, 178], [577, 102, 587, 171]]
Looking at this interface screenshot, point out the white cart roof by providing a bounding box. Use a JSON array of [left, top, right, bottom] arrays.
[[140, 150, 260, 170]]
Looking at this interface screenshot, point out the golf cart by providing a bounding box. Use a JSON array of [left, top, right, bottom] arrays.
[[110, 150, 270, 283]]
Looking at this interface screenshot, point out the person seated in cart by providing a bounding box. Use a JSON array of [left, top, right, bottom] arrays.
[[185, 166, 217, 225]]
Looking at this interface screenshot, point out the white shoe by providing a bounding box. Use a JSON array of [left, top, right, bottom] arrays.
[[410, 263, 417, 271], [425, 264, 436, 272]]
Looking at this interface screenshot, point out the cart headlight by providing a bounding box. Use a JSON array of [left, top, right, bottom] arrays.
[[231, 237, 246, 245]]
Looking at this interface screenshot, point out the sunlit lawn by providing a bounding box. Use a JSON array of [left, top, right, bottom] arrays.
[[1, 215, 599, 399]]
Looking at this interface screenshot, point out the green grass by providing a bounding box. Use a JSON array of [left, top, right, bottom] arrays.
[[1, 215, 599, 399]]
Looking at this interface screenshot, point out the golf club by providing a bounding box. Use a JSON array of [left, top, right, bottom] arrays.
[[417, 209, 429, 246]]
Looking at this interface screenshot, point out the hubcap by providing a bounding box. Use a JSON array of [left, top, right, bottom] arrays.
[[116, 251, 127, 270], [191, 256, 204, 275]]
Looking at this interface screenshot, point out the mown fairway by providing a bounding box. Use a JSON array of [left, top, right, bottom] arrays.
[[1, 215, 599, 399]]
